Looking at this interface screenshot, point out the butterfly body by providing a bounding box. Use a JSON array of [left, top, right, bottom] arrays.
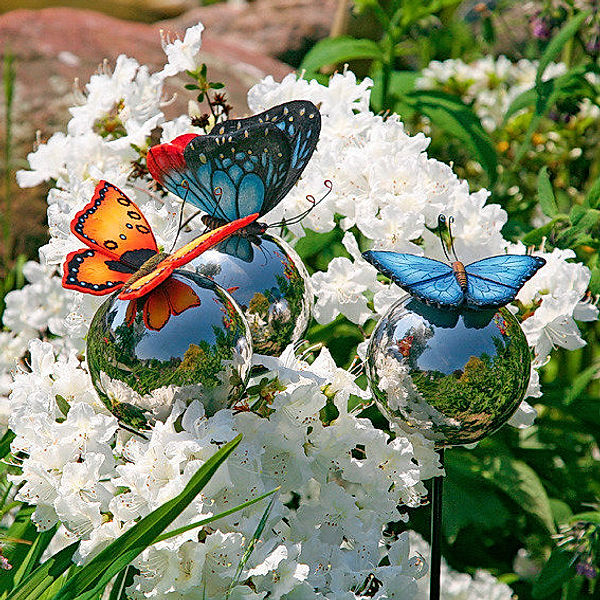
[[363, 250, 546, 310]]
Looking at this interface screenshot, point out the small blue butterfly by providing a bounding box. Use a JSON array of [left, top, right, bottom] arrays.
[[362, 216, 546, 310]]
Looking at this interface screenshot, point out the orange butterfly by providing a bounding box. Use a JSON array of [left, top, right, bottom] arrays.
[[63, 180, 258, 330]]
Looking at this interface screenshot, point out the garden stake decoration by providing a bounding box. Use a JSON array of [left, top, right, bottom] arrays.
[[147, 100, 324, 356], [62, 180, 258, 429], [363, 216, 546, 599]]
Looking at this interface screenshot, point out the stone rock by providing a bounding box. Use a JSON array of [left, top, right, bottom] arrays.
[[167, 0, 337, 67], [0, 7, 293, 261]]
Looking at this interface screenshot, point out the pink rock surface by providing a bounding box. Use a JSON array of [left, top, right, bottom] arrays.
[[0, 7, 294, 258]]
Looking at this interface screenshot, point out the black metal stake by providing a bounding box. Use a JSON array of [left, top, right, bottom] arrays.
[[430, 447, 445, 600]]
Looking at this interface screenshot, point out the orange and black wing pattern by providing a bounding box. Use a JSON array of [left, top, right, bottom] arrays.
[[63, 181, 159, 295]]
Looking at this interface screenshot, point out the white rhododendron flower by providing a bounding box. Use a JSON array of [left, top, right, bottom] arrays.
[[1, 22, 595, 600]]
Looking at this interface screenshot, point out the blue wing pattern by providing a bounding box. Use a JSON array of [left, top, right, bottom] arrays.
[[465, 255, 545, 308], [213, 100, 321, 202], [363, 251, 464, 307], [182, 123, 291, 221]]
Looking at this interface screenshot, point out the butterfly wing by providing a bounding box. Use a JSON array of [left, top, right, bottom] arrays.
[[181, 123, 292, 221], [213, 101, 321, 202], [362, 250, 464, 308], [63, 181, 159, 295], [465, 255, 546, 308], [146, 133, 199, 204], [62, 249, 135, 295], [119, 213, 259, 300], [214, 235, 255, 263], [71, 181, 158, 267], [142, 277, 202, 331]]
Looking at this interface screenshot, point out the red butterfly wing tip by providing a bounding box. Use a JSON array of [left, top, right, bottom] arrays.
[[147, 133, 199, 184]]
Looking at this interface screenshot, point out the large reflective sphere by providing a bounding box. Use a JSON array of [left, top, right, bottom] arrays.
[[87, 271, 252, 429], [366, 295, 531, 447], [185, 232, 312, 356]]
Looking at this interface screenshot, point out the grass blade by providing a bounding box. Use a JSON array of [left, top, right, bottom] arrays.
[[535, 12, 589, 91], [226, 493, 278, 598], [10, 526, 58, 588], [6, 543, 79, 600], [50, 434, 242, 600]]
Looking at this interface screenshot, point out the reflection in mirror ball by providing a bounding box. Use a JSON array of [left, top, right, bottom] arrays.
[[87, 271, 252, 429], [185, 232, 312, 356], [366, 295, 531, 447]]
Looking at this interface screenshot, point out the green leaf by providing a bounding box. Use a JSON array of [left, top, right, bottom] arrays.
[[299, 37, 383, 75], [503, 87, 537, 123], [155, 487, 279, 543], [11, 526, 58, 588], [532, 549, 577, 598], [565, 363, 600, 405], [482, 456, 555, 533], [209, 82, 225, 90], [184, 83, 200, 90], [443, 453, 510, 542], [227, 494, 277, 598], [536, 167, 558, 218], [371, 69, 418, 113], [50, 434, 242, 600], [536, 11, 590, 91], [403, 89, 497, 185], [589, 266, 600, 296], [557, 208, 600, 247], [0, 429, 15, 459], [585, 175, 600, 209], [569, 511, 600, 526], [6, 543, 78, 600], [521, 215, 570, 246], [0, 507, 39, 596], [515, 66, 594, 161]]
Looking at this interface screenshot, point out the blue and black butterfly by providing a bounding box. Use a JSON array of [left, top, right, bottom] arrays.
[[147, 100, 323, 261], [363, 216, 546, 310]]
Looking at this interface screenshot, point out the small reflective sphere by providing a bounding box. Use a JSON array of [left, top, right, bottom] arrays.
[[87, 271, 252, 429], [185, 232, 312, 356], [366, 295, 531, 447]]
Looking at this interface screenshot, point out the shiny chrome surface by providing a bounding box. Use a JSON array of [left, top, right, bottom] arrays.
[[366, 295, 531, 447], [87, 271, 252, 429], [186, 232, 312, 356]]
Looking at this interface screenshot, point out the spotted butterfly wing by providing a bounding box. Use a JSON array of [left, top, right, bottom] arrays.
[[63, 180, 259, 300], [63, 181, 159, 295], [182, 123, 292, 222], [362, 251, 464, 308], [212, 100, 321, 203], [146, 100, 321, 222]]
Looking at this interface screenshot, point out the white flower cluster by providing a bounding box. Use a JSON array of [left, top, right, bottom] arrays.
[[416, 55, 599, 131], [2, 21, 592, 599], [248, 70, 597, 402]]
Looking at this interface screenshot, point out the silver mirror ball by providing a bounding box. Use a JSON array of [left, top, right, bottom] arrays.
[[366, 295, 531, 447], [87, 271, 252, 430], [185, 232, 312, 356]]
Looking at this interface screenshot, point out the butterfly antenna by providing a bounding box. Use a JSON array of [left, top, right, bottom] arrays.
[[268, 180, 333, 230], [169, 181, 192, 252], [447, 215, 460, 262], [437, 214, 452, 263], [172, 186, 227, 249]]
